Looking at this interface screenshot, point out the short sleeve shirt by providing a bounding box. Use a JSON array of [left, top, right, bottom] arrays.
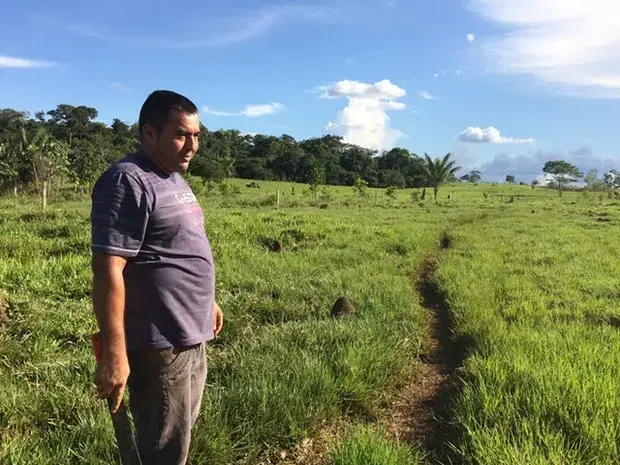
[[90, 152, 215, 350]]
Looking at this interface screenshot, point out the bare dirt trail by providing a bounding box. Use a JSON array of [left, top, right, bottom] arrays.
[[385, 233, 467, 464]]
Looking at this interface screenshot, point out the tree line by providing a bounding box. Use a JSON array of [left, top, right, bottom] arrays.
[[2, 104, 617, 200], [0, 104, 462, 197]]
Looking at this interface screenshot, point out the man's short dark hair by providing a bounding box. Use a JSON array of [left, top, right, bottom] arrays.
[[138, 90, 198, 140]]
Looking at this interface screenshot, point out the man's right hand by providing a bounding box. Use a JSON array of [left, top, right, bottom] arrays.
[[95, 348, 130, 413]]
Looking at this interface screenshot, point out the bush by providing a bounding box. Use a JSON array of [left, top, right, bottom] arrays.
[[217, 182, 229, 196], [353, 177, 368, 198], [319, 187, 332, 203], [185, 174, 206, 195]]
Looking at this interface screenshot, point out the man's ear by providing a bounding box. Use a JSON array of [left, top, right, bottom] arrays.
[[142, 123, 158, 146]]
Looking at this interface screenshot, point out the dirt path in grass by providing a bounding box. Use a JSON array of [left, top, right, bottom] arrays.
[[266, 233, 466, 465], [385, 233, 466, 464]]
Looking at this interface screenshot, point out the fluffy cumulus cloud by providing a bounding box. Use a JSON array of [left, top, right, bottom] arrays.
[[204, 102, 283, 117], [0, 56, 55, 68], [458, 126, 535, 144], [468, 0, 620, 97], [321, 79, 407, 151], [476, 146, 620, 182]]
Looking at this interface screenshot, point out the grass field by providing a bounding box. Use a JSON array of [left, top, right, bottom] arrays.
[[0, 179, 619, 464]]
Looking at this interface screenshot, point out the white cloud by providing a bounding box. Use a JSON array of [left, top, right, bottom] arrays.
[[243, 103, 283, 117], [321, 79, 407, 152], [204, 102, 283, 117], [420, 91, 437, 100], [457, 126, 535, 144], [382, 100, 406, 111], [466, 33, 476, 43], [110, 82, 132, 92], [468, 0, 620, 97], [0, 56, 55, 68], [320, 79, 406, 100]]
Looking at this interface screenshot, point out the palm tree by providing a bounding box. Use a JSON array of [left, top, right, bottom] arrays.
[[422, 152, 461, 203]]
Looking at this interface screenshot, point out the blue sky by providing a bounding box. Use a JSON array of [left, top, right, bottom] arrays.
[[2, 0, 620, 181]]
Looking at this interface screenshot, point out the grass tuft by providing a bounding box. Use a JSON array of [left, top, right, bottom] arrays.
[[331, 425, 422, 465]]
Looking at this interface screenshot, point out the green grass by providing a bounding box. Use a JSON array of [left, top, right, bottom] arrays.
[[331, 425, 422, 465], [0, 183, 443, 464], [1, 180, 619, 464], [437, 195, 620, 464]]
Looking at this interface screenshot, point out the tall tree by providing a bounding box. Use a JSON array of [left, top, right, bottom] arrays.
[[460, 170, 482, 183], [46, 104, 98, 143], [584, 170, 605, 190], [603, 169, 620, 189], [403, 155, 427, 188], [0, 143, 18, 193], [422, 153, 460, 203], [542, 160, 583, 196], [0, 110, 31, 191], [505, 174, 516, 184]]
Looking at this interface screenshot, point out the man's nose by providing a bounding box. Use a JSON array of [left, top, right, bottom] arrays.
[[186, 135, 198, 152]]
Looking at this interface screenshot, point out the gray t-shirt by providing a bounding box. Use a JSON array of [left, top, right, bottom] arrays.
[[90, 152, 215, 350]]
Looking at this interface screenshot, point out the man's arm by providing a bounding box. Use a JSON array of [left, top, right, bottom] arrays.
[[92, 252, 129, 413]]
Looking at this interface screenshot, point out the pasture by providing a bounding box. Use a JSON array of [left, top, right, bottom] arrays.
[[0, 179, 619, 464]]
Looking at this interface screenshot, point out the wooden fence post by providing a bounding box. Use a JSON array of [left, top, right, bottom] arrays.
[[42, 181, 47, 209]]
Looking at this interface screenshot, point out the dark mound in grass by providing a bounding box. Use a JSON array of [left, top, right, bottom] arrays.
[[331, 297, 356, 319]]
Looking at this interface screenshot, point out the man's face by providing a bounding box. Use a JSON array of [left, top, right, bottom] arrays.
[[147, 110, 201, 174]]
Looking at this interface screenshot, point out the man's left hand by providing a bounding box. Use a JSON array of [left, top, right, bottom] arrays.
[[214, 301, 224, 336]]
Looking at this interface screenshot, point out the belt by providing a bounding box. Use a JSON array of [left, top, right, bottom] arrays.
[[172, 343, 201, 355]]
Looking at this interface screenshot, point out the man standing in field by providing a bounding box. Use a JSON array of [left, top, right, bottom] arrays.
[[90, 90, 223, 465]]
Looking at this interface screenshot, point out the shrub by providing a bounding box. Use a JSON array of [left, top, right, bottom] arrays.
[[353, 177, 368, 198], [185, 174, 206, 195], [319, 187, 332, 203]]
